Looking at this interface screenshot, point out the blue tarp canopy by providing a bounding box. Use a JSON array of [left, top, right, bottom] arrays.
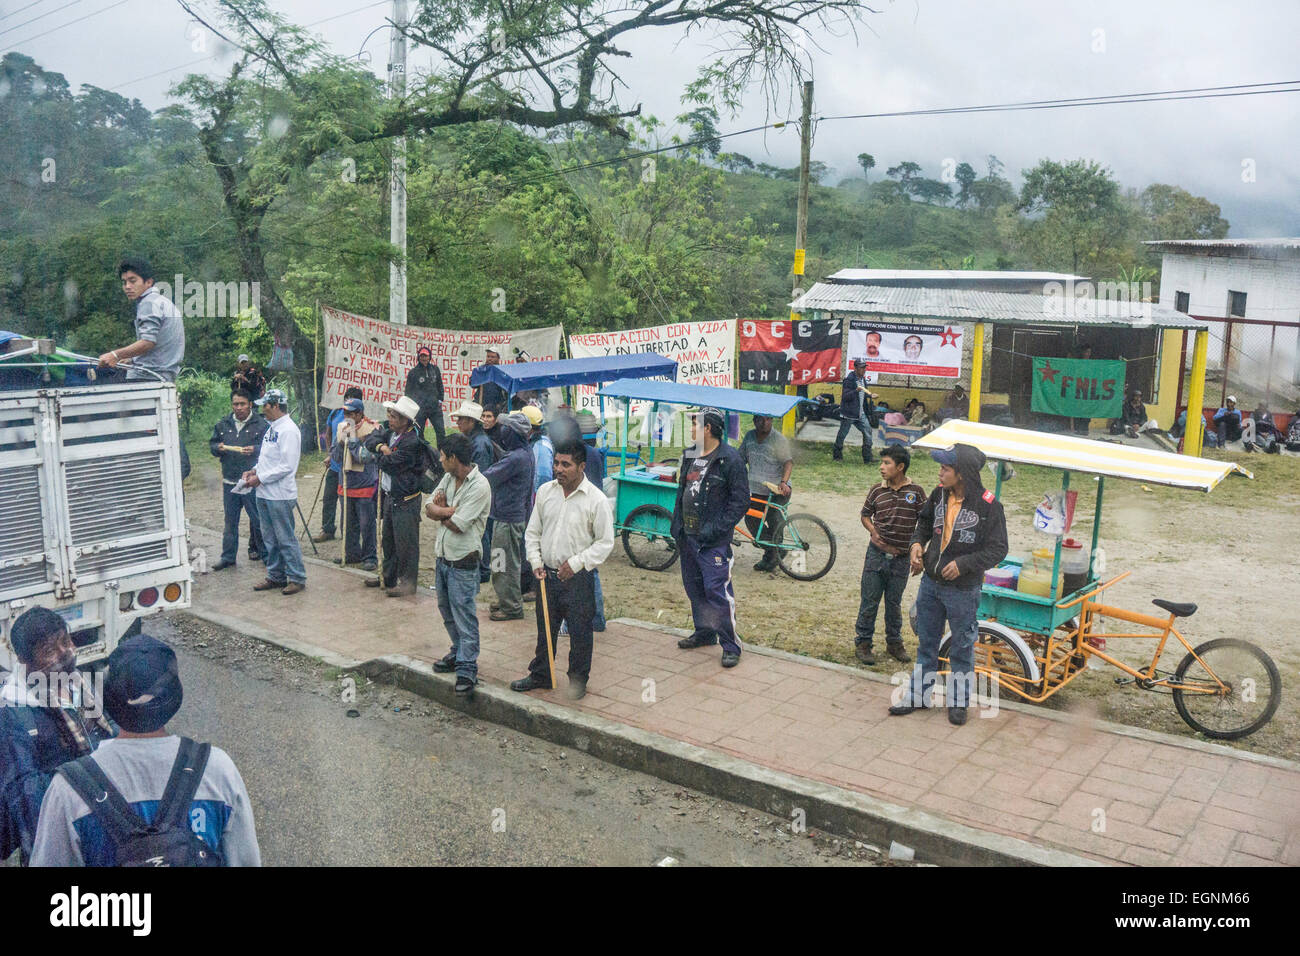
[[468, 353, 678, 393], [597, 379, 811, 417]]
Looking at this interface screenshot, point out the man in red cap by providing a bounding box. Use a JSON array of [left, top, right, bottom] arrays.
[[405, 345, 445, 446]]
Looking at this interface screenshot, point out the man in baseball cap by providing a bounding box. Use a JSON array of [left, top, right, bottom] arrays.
[[30, 634, 262, 867], [330, 396, 379, 570], [833, 358, 877, 464], [474, 347, 508, 417], [231, 353, 265, 399], [894, 442, 1007, 726], [1214, 395, 1244, 446], [243, 388, 307, 595]]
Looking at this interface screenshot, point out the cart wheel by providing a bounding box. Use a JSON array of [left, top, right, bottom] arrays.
[[940, 624, 1040, 700], [621, 504, 679, 571], [774, 513, 836, 581], [1172, 638, 1280, 740]]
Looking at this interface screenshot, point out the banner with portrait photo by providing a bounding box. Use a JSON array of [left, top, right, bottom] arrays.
[[320, 305, 563, 420], [847, 320, 963, 378]]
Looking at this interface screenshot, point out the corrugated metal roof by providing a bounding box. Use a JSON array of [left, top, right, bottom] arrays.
[[827, 269, 1088, 285], [789, 283, 1209, 330], [1144, 238, 1300, 252]]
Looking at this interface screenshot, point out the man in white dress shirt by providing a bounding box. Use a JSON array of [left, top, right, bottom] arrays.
[[510, 439, 614, 701]]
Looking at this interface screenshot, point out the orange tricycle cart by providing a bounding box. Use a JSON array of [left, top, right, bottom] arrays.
[[914, 420, 1279, 740]]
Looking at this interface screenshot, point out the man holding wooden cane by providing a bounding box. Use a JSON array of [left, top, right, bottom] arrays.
[[510, 439, 614, 701]]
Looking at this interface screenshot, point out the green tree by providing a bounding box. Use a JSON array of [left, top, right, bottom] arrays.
[[953, 161, 976, 207], [1138, 184, 1229, 241], [170, 0, 879, 388], [911, 178, 952, 205], [886, 160, 921, 194], [1014, 158, 1130, 274], [857, 152, 875, 179]]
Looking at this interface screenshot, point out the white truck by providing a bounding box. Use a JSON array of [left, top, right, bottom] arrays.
[[0, 336, 191, 671]]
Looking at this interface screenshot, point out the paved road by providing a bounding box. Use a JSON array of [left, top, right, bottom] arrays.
[[142, 615, 887, 866]]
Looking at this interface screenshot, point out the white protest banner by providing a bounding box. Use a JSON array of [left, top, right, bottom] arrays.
[[567, 319, 736, 414], [320, 305, 563, 419], [846, 319, 963, 379]]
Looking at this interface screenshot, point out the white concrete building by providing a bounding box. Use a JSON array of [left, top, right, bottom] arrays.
[[1146, 239, 1300, 397]]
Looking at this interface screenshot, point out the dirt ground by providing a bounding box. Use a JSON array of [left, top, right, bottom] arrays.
[[181, 434, 1300, 762]]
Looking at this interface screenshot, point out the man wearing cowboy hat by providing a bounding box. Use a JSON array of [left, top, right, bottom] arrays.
[[452, 399, 497, 583], [242, 389, 307, 596], [474, 347, 509, 416], [363, 395, 431, 597], [405, 345, 445, 446]]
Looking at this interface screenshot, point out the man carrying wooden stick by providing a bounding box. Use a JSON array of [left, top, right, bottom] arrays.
[[510, 439, 614, 701]]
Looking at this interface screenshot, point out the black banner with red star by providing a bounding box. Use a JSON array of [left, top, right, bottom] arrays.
[[739, 318, 843, 386]]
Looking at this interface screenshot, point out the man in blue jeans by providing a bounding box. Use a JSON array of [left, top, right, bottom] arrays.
[[833, 358, 877, 463], [427, 434, 492, 697], [855, 445, 925, 665], [893, 442, 1007, 725], [208, 389, 268, 570], [242, 389, 307, 596]]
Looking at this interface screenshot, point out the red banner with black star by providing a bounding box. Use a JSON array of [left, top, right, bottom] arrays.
[[739, 318, 843, 386]]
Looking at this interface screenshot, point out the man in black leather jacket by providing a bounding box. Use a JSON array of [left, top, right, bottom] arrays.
[[671, 408, 752, 668], [208, 389, 269, 569]]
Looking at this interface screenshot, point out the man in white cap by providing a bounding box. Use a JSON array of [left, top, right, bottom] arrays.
[[474, 347, 509, 416], [452, 399, 497, 582], [1214, 395, 1244, 446], [363, 395, 431, 596], [231, 354, 266, 399], [242, 389, 307, 595]]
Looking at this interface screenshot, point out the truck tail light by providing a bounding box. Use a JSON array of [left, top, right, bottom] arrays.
[[138, 587, 159, 608], [163, 583, 182, 603]]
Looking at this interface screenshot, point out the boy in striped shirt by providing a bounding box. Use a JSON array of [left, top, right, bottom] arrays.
[[854, 445, 925, 665]]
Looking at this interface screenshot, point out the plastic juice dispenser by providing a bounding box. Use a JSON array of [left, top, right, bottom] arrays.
[[1017, 547, 1059, 598], [1060, 538, 1091, 595]]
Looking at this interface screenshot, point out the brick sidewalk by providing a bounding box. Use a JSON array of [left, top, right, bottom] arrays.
[[188, 526, 1300, 866]]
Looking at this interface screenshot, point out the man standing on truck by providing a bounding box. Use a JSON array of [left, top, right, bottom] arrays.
[[98, 257, 190, 477], [1, 608, 116, 865], [892, 443, 1007, 726], [209, 389, 268, 570], [241, 389, 307, 596]]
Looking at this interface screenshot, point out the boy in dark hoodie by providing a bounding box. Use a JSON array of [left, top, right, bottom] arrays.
[[893, 442, 1007, 725]]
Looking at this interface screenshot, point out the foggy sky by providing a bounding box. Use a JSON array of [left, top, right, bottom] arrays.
[[6, 0, 1298, 236]]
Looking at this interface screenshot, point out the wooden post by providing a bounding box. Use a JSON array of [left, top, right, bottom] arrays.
[[782, 80, 813, 439], [1184, 330, 1210, 457], [968, 322, 986, 422], [539, 575, 558, 690]]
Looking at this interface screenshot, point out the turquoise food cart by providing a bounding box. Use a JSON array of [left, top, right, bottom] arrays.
[[595, 379, 837, 580]]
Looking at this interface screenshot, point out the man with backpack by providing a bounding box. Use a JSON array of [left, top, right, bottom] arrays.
[[364, 395, 433, 597], [30, 633, 260, 867]]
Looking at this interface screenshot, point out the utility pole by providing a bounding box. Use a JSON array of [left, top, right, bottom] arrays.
[[782, 79, 813, 437], [387, 0, 408, 325]]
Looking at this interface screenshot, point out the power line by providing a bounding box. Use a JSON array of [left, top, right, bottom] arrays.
[[818, 80, 1300, 122], [0, 0, 130, 53], [0, 0, 80, 36], [108, 0, 390, 93], [0, 1, 49, 23]]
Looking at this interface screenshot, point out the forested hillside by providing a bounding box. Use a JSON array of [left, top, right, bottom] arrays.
[[1, 51, 1231, 376]]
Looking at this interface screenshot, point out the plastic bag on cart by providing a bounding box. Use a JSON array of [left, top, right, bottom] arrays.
[[1032, 490, 1077, 536]]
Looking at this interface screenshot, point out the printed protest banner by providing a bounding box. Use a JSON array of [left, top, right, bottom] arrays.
[[738, 317, 842, 386], [1031, 357, 1125, 418], [847, 320, 962, 378], [320, 305, 563, 420], [568, 319, 735, 413]]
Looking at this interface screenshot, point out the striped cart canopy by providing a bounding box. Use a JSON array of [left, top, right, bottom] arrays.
[[913, 420, 1251, 492]]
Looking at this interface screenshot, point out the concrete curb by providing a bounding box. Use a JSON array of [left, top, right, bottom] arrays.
[[180, 606, 1101, 867]]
